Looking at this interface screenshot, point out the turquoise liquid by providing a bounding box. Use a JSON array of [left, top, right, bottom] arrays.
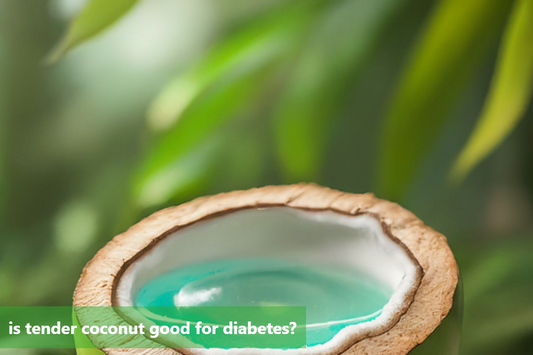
[[135, 259, 392, 346]]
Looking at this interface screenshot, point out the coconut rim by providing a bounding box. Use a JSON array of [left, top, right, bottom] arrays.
[[74, 184, 459, 355]]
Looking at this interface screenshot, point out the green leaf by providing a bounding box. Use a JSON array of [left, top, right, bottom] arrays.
[[47, 0, 138, 63], [450, 0, 533, 182], [135, 2, 329, 207], [136, 134, 223, 208], [134, 55, 285, 207], [147, 20, 296, 132], [274, 0, 406, 182], [147, 1, 325, 132], [378, 0, 513, 199]]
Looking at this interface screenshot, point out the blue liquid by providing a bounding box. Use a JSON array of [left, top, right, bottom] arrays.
[[136, 259, 392, 346]]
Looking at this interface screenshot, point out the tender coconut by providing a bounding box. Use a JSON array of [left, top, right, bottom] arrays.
[[74, 184, 458, 355]]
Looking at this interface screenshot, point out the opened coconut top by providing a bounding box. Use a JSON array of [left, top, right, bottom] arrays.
[[74, 184, 458, 355]]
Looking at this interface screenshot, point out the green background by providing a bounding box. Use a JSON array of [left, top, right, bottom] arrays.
[[1, 0, 533, 354]]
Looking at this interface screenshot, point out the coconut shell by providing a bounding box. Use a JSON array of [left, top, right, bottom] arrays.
[[74, 184, 459, 355]]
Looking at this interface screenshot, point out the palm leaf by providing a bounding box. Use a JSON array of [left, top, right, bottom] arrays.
[[134, 2, 329, 207], [47, 0, 139, 62], [451, 0, 533, 182], [378, 0, 512, 199], [147, 1, 328, 132]]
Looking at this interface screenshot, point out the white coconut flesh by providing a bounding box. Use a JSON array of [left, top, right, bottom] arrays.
[[115, 207, 421, 353]]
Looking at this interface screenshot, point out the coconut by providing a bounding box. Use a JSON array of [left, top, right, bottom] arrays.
[[74, 184, 459, 355]]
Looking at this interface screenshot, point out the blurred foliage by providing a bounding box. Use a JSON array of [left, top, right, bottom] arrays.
[[135, 0, 327, 209], [47, 0, 139, 63], [378, 0, 513, 198], [1, 0, 533, 354], [273, 0, 406, 181], [451, 0, 533, 183], [457, 235, 533, 355]]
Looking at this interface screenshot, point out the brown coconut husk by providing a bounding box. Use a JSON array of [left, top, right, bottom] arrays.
[[74, 184, 458, 355]]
